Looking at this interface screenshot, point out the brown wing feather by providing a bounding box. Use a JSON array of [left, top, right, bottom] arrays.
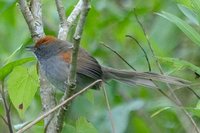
[[77, 49, 103, 80]]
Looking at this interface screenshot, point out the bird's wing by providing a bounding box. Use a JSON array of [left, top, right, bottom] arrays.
[[57, 39, 103, 80], [77, 48, 103, 80]]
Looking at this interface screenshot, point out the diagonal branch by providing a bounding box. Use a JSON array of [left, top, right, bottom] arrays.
[[55, 0, 67, 40], [125, 35, 151, 71], [56, 0, 83, 40], [16, 79, 102, 133], [65, 0, 83, 37], [100, 42, 136, 71], [0, 81, 13, 133]]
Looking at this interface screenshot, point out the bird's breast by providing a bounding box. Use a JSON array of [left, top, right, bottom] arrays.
[[39, 56, 70, 91]]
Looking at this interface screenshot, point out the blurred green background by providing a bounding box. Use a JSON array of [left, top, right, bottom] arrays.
[[1, 0, 200, 133]]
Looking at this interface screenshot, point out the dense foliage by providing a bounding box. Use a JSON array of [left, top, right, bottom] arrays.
[[1, 0, 200, 132]]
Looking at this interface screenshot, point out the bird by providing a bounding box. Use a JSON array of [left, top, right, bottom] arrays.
[[26, 35, 189, 92]]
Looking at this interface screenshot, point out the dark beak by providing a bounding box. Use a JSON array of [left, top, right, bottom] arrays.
[[26, 46, 35, 52]]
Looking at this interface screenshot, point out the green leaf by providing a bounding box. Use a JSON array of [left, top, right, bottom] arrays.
[[0, 57, 35, 81], [189, 101, 200, 118], [157, 57, 200, 74], [85, 90, 94, 104], [178, 4, 199, 25], [4, 43, 24, 64], [7, 65, 39, 118], [76, 117, 98, 133], [157, 11, 200, 46], [132, 116, 151, 133], [191, 0, 200, 17], [62, 124, 76, 133]]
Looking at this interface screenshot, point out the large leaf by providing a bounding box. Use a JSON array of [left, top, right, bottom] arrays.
[[157, 57, 200, 74], [62, 124, 76, 133], [157, 11, 200, 46], [7, 66, 39, 118], [62, 117, 97, 133], [0, 57, 35, 81], [190, 100, 200, 118], [191, 0, 200, 18], [178, 4, 199, 25]]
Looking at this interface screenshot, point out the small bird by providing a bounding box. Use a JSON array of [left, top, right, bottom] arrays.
[[27, 35, 189, 91]]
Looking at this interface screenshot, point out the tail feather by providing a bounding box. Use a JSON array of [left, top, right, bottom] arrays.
[[102, 67, 189, 88]]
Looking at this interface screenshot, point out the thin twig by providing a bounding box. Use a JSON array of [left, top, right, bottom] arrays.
[[125, 35, 151, 71], [55, 0, 67, 39], [100, 40, 176, 108], [1, 81, 13, 133], [152, 81, 177, 103], [133, 9, 161, 73], [0, 114, 8, 125], [102, 85, 115, 133], [16, 79, 102, 133], [172, 87, 200, 99], [133, 8, 200, 133], [101, 36, 178, 106], [101, 42, 136, 70], [65, 0, 83, 37]]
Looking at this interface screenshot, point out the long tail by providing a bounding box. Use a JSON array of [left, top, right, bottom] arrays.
[[102, 67, 190, 88]]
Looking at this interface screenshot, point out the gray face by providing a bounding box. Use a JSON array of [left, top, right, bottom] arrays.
[[34, 44, 60, 60], [30, 40, 73, 61]]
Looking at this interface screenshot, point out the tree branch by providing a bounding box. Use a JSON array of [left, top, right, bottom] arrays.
[[65, 0, 83, 37], [100, 42, 136, 71], [0, 81, 13, 133], [39, 70, 57, 133], [54, 0, 91, 132], [55, 0, 67, 40], [19, 0, 44, 41], [30, 0, 44, 37], [16, 80, 102, 133], [125, 35, 151, 71], [56, 0, 83, 40], [102, 85, 115, 133], [19, 0, 57, 132]]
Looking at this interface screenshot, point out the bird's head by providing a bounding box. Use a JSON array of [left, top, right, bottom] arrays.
[[26, 35, 73, 60]]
